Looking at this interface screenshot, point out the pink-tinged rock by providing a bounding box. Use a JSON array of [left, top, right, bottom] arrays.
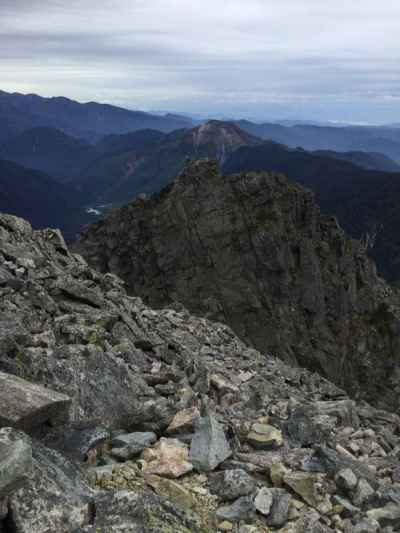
[[166, 407, 200, 435], [142, 438, 193, 478]]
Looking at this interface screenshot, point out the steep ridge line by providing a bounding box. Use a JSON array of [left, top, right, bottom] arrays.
[[76, 160, 400, 412]]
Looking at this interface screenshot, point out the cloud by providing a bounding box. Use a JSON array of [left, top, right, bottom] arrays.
[[1, 0, 400, 122]]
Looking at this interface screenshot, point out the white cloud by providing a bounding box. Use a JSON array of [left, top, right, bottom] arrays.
[[1, 0, 400, 121]]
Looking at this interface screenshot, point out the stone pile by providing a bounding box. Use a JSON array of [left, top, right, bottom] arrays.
[[0, 213, 399, 532]]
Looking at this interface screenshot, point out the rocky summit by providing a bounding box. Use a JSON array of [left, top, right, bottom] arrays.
[[76, 160, 400, 412], [0, 213, 400, 532]]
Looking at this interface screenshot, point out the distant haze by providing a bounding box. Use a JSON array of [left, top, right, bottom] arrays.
[[1, 0, 400, 123]]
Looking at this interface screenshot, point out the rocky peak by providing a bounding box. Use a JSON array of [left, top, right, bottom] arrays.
[[1, 212, 400, 531], [75, 160, 400, 412], [185, 121, 261, 163]]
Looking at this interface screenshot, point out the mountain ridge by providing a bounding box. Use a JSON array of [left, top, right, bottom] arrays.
[[75, 160, 400, 412]]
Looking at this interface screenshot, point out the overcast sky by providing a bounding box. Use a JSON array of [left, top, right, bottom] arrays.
[[1, 0, 399, 123]]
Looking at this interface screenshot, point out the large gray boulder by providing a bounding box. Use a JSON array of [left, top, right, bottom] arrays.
[[0, 428, 32, 499], [9, 442, 93, 533], [0, 372, 71, 433]]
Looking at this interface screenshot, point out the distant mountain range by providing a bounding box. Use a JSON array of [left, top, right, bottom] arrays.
[[77, 120, 260, 203], [0, 159, 91, 239], [237, 120, 400, 163], [2, 91, 400, 283], [0, 90, 192, 143]]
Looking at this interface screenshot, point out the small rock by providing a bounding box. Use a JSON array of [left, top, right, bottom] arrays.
[[209, 469, 255, 501], [284, 472, 331, 512], [143, 437, 193, 478], [189, 415, 232, 472], [145, 474, 196, 509], [246, 423, 283, 450], [254, 486, 273, 515], [352, 518, 380, 533], [267, 488, 291, 527], [218, 521, 234, 531], [216, 495, 254, 522], [352, 479, 375, 507], [111, 431, 157, 449], [367, 503, 400, 526], [270, 462, 288, 487], [335, 468, 358, 491], [166, 407, 200, 435]]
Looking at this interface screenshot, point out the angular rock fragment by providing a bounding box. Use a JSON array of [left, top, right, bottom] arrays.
[[254, 487, 273, 516], [335, 468, 358, 491], [143, 438, 193, 478], [283, 472, 332, 514], [190, 415, 232, 472], [209, 469, 255, 501], [8, 442, 93, 533], [267, 488, 291, 527], [246, 423, 283, 450], [0, 372, 71, 432], [90, 489, 203, 532], [216, 495, 254, 522], [111, 431, 157, 459], [166, 407, 200, 435]]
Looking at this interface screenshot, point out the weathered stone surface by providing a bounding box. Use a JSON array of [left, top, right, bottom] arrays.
[[0, 372, 71, 432], [283, 472, 332, 513], [111, 431, 157, 459], [9, 443, 93, 533], [86, 489, 203, 532], [0, 428, 32, 499], [254, 486, 273, 516], [335, 468, 358, 491], [143, 438, 193, 478], [366, 503, 400, 527], [216, 495, 254, 522], [267, 488, 291, 527], [76, 160, 400, 411], [190, 415, 232, 472], [209, 469, 255, 501], [166, 407, 200, 435], [246, 423, 283, 450], [60, 425, 110, 461], [145, 474, 197, 510]]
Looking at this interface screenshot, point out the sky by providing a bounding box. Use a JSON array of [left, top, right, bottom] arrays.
[[1, 0, 400, 123]]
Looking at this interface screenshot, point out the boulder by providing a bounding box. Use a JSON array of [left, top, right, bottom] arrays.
[[8, 443, 93, 533], [143, 438, 193, 478], [335, 468, 358, 492], [0, 372, 71, 433], [254, 487, 273, 516], [0, 428, 32, 499], [166, 407, 200, 435], [111, 431, 157, 460], [267, 488, 291, 527], [246, 423, 283, 450], [209, 469, 255, 501], [216, 496, 254, 522], [88, 489, 203, 532], [189, 415, 232, 472]]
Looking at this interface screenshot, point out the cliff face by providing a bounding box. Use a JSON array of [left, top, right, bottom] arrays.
[[76, 161, 400, 411]]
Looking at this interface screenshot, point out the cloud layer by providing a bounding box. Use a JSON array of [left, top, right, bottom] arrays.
[[1, 0, 399, 122]]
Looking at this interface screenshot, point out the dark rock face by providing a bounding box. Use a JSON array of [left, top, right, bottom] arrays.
[[76, 160, 400, 411]]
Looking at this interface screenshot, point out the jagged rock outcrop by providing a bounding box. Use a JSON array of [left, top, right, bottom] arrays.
[[1, 212, 400, 532], [75, 160, 400, 411]]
